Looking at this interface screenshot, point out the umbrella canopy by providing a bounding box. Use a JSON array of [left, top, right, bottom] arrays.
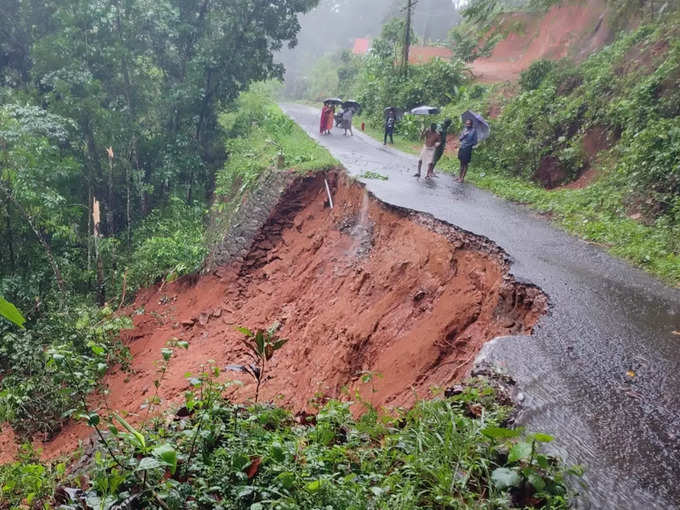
[[323, 98, 343, 105], [461, 110, 490, 142], [342, 100, 361, 113], [384, 107, 404, 120], [410, 106, 440, 116]]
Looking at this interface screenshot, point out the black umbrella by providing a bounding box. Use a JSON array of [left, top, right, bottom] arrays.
[[323, 98, 343, 106], [342, 100, 361, 114], [461, 110, 490, 142], [384, 107, 404, 120]]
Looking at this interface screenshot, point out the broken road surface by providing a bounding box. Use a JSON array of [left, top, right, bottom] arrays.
[[282, 103, 680, 510]]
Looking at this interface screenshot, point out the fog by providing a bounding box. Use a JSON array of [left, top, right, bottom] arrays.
[[278, 0, 462, 94]]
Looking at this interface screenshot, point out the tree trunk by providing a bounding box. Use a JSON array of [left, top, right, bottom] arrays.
[[0, 184, 65, 291], [403, 0, 413, 76]]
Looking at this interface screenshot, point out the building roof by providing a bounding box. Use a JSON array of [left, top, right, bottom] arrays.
[[408, 45, 453, 64], [352, 38, 372, 55]]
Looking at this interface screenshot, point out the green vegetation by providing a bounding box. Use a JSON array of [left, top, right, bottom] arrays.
[[0, 363, 580, 509], [215, 85, 337, 215], [349, 12, 680, 285], [0, 305, 131, 438], [0, 0, 320, 447], [359, 171, 389, 181]]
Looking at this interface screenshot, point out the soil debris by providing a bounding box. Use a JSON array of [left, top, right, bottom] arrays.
[[11, 171, 547, 462]]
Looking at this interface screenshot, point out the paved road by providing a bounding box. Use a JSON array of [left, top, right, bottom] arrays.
[[282, 103, 680, 509]]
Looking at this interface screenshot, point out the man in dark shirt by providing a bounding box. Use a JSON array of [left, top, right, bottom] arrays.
[[458, 119, 477, 182], [384, 111, 395, 145], [432, 118, 452, 174]]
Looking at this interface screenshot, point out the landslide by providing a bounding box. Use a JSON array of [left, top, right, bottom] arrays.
[[39, 171, 547, 460], [472, 0, 611, 82]]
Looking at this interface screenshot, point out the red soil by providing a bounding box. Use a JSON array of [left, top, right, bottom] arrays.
[[560, 167, 599, 190], [471, 0, 610, 82], [0, 172, 546, 463], [0, 425, 17, 462], [553, 125, 615, 190]]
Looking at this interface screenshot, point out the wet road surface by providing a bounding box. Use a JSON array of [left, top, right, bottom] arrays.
[[282, 103, 680, 509]]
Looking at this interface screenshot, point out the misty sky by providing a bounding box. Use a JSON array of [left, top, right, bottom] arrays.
[[278, 0, 462, 85]]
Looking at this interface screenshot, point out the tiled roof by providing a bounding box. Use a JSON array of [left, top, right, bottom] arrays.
[[352, 38, 372, 55]]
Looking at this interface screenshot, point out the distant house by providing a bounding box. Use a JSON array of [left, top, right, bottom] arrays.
[[408, 45, 453, 64], [352, 38, 372, 55]]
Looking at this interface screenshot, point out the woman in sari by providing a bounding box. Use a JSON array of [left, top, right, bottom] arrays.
[[326, 105, 335, 134], [320, 103, 331, 135]]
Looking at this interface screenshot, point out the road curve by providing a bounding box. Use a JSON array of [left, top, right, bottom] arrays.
[[282, 103, 680, 509]]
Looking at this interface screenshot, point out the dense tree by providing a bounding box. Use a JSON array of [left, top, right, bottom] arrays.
[[0, 0, 318, 304]]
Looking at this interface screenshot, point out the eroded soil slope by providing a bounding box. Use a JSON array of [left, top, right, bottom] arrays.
[[34, 172, 547, 460], [472, 0, 610, 82]]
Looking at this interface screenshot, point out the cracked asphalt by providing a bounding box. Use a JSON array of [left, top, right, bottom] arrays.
[[282, 103, 680, 509]]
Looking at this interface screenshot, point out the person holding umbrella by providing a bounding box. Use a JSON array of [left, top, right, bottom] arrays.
[[457, 118, 477, 182], [341, 101, 360, 137], [432, 118, 452, 174], [326, 104, 335, 134], [322, 98, 342, 135], [457, 111, 489, 182], [342, 107, 354, 136], [320, 102, 332, 135]]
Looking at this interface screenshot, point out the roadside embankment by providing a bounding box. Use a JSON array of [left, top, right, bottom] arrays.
[[36, 170, 546, 460]]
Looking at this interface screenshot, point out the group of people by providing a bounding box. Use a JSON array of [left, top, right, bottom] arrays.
[[415, 118, 477, 182], [320, 102, 479, 183], [320, 103, 354, 136]]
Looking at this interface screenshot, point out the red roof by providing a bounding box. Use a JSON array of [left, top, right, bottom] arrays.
[[408, 46, 452, 64], [352, 38, 371, 55]]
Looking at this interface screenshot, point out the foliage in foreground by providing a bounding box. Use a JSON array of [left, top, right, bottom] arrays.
[[0, 373, 580, 509], [0, 305, 131, 439]]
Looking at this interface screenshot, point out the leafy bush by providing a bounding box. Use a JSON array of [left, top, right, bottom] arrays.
[[519, 59, 556, 91], [0, 446, 65, 508], [124, 197, 207, 294], [0, 305, 131, 438], [23, 376, 579, 509], [618, 117, 680, 219]]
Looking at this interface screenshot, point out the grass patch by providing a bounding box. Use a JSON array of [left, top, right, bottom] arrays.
[[358, 170, 389, 180], [216, 86, 338, 211], [467, 168, 680, 284]]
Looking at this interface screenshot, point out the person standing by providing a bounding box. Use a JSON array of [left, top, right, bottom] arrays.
[[432, 118, 452, 173], [342, 108, 354, 136], [384, 110, 396, 145], [320, 103, 331, 135], [414, 123, 441, 179], [326, 105, 335, 134], [458, 118, 477, 182]]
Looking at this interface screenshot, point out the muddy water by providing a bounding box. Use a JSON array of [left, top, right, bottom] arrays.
[[282, 103, 680, 509]]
